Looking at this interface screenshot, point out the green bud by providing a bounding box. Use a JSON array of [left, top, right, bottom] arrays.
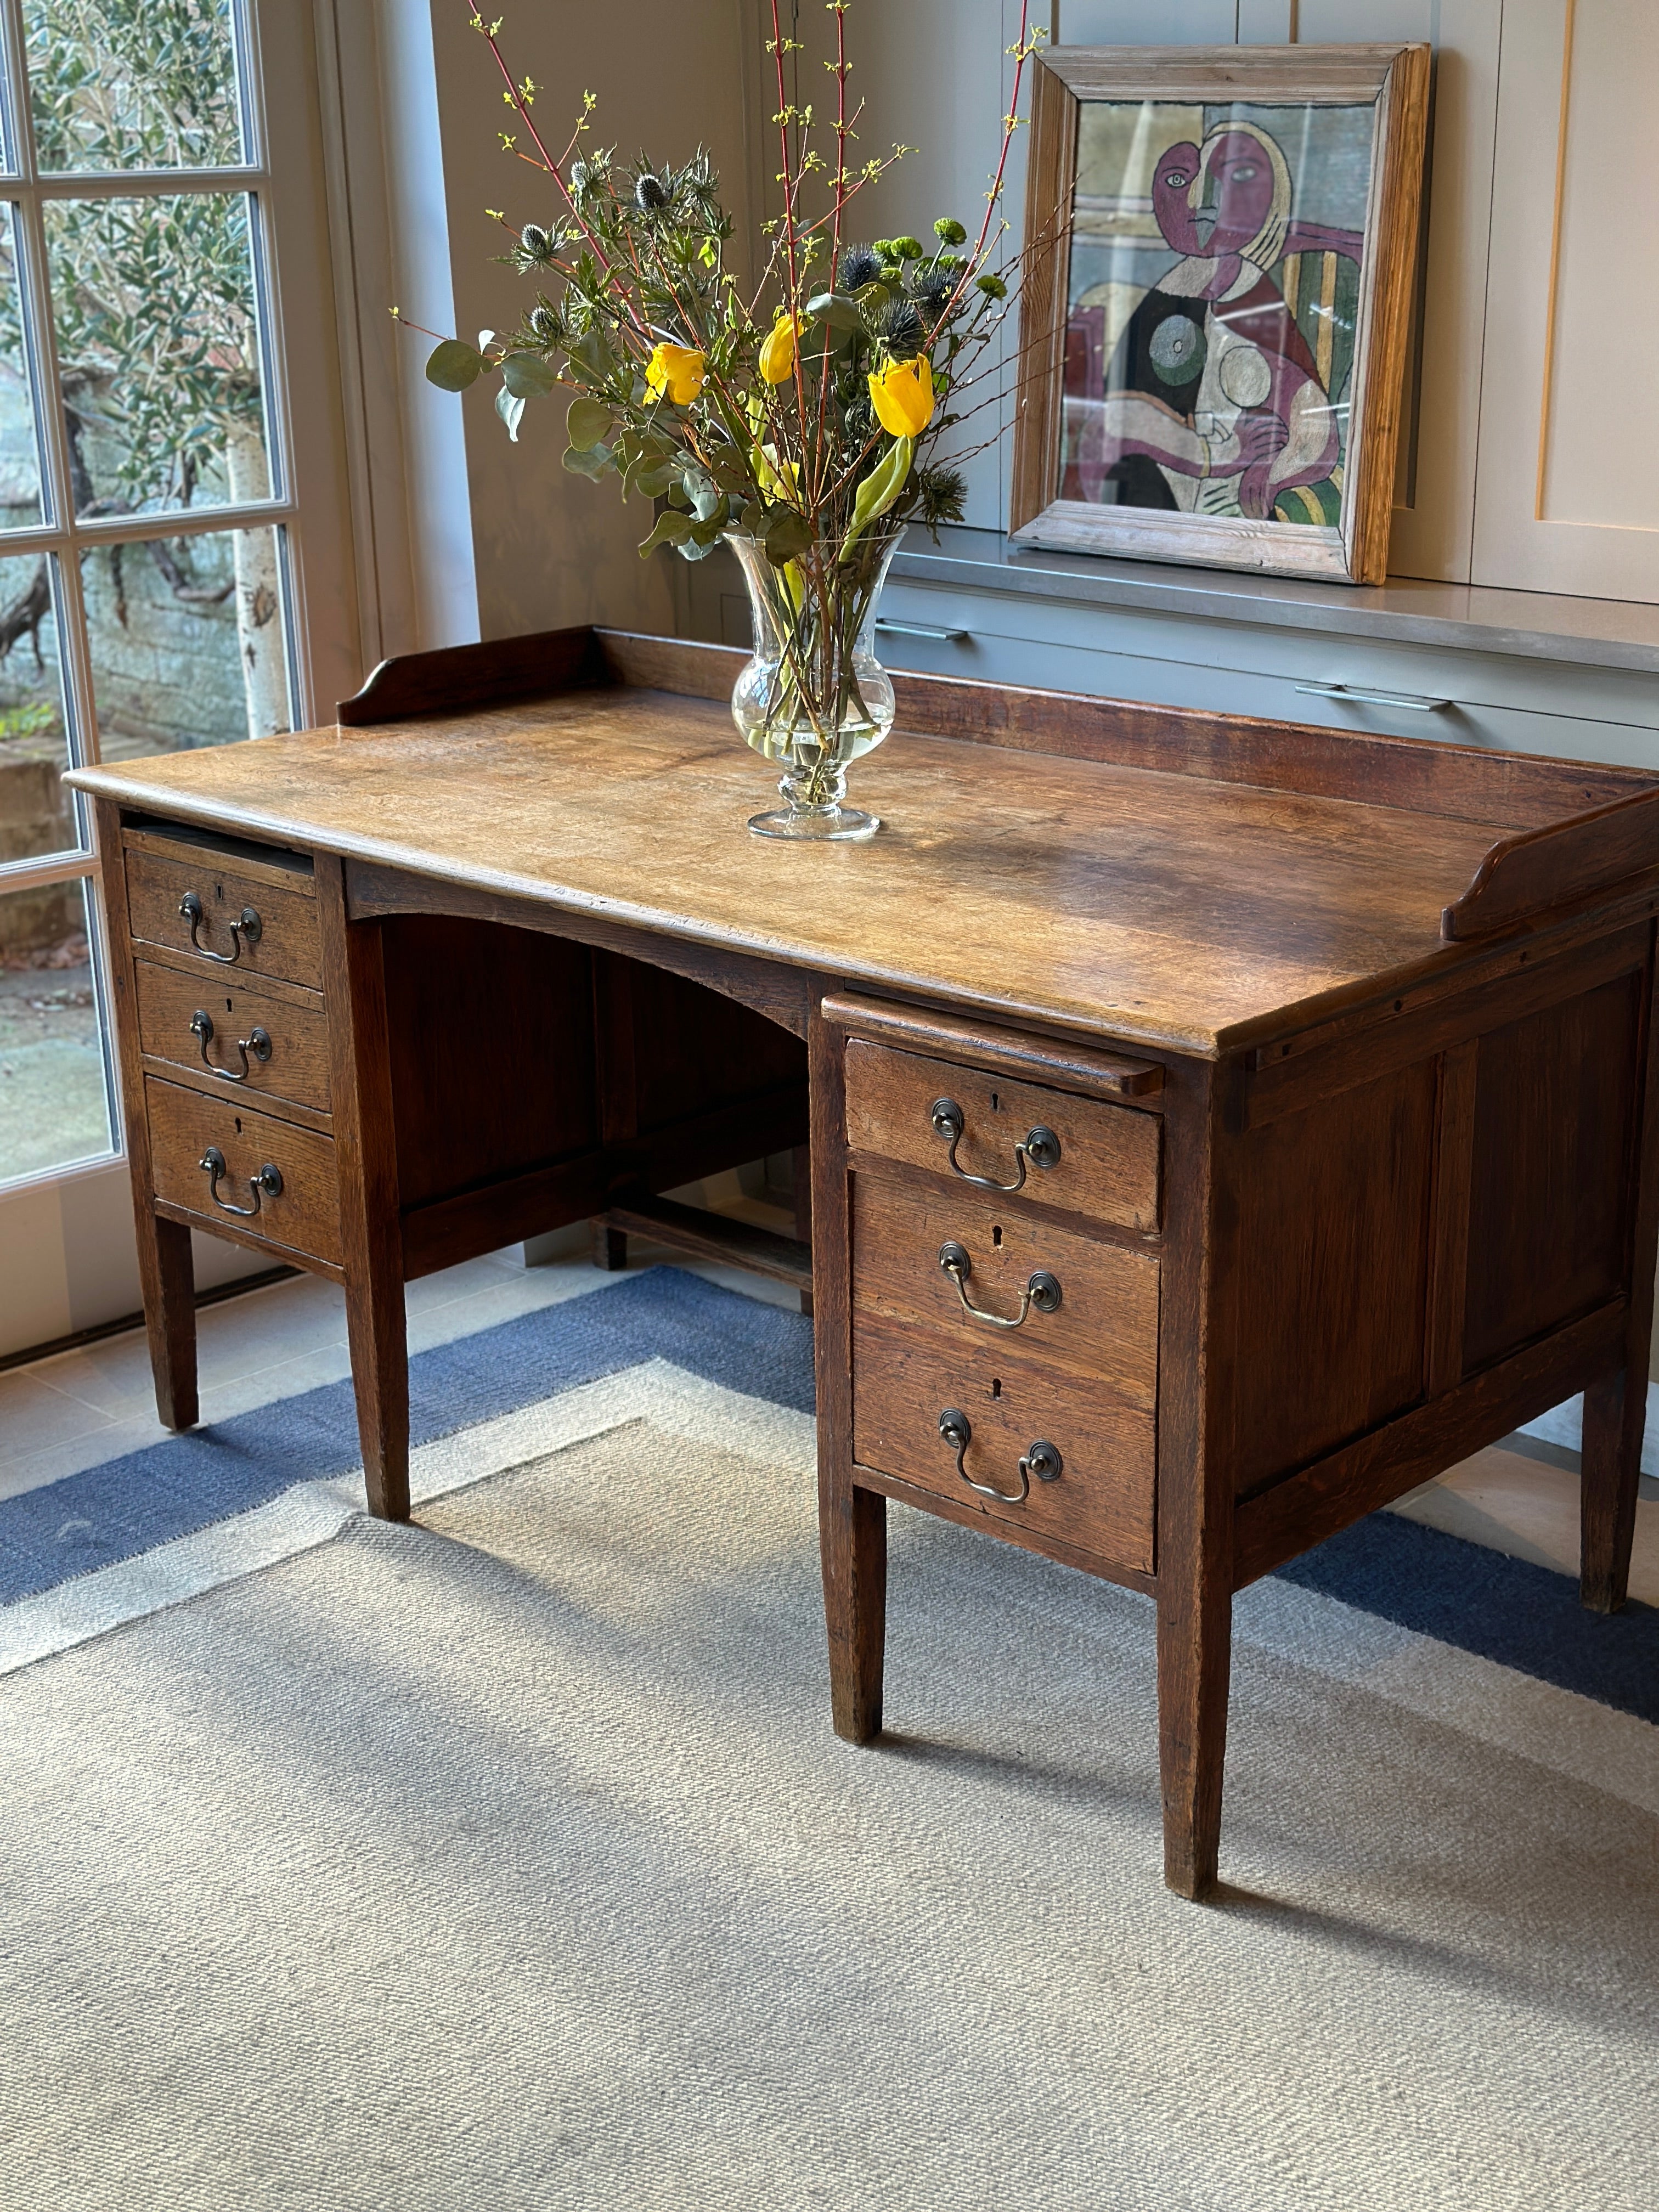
[[933, 218, 967, 246], [889, 235, 924, 261], [975, 272, 1008, 300]]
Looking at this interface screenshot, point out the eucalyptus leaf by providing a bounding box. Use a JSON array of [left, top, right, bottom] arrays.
[[633, 459, 679, 498], [566, 394, 612, 450], [425, 338, 484, 392], [501, 351, 559, 398], [496, 385, 527, 442], [562, 442, 613, 479], [806, 291, 864, 332], [683, 469, 721, 521], [638, 507, 694, 556], [764, 507, 814, 567]]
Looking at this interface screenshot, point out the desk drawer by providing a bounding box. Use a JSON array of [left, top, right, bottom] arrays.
[[853, 1312, 1155, 1574], [844, 1039, 1161, 1234], [145, 1077, 341, 1266], [135, 961, 332, 1115], [126, 844, 321, 988], [852, 1170, 1158, 1399]]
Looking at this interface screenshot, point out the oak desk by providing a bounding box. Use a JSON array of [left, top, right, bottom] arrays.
[[69, 627, 1659, 1899]]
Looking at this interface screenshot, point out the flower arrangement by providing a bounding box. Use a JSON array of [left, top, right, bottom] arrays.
[[408, 1, 1043, 839]]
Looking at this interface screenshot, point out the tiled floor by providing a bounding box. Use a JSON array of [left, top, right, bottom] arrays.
[[4, 1214, 1657, 1607]]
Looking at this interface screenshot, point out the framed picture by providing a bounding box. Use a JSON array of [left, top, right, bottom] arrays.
[[1011, 44, 1430, 585]]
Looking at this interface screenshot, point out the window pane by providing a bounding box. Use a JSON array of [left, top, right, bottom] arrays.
[[0, 554, 75, 863], [0, 207, 44, 528], [0, 874, 112, 1184], [45, 192, 272, 518], [83, 526, 290, 755], [26, 0, 245, 173]]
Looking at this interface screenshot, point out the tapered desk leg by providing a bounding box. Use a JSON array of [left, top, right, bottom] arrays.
[[139, 1210, 198, 1432], [792, 1141, 814, 1318], [1581, 1368, 1643, 1613], [1157, 1568, 1232, 1900], [821, 1478, 886, 1741], [318, 857, 409, 1522]]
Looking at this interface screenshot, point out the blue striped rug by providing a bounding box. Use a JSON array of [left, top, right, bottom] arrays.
[[3, 1266, 1655, 1717]]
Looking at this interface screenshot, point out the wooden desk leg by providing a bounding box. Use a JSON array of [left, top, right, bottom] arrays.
[[318, 858, 409, 1523], [822, 1478, 886, 1740], [1156, 1570, 1231, 1900], [1581, 1368, 1643, 1613], [808, 995, 881, 1737], [592, 1222, 628, 1271], [139, 1210, 199, 1431], [792, 1141, 814, 1318]]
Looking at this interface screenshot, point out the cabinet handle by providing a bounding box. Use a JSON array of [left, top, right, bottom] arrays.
[[874, 619, 969, 642], [1294, 681, 1451, 714], [198, 1146, 283, 1217], [179, 890, 262, 963], [938, 1408, 1063, 1505], [938, 1240, 1062, 1329], [189, 1009, 273, 1082], [930, 1097, 1060, 1192]]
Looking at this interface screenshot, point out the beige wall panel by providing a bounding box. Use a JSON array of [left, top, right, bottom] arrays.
[[426, 0, 764, 643], [1473, 0, 1659, 601]]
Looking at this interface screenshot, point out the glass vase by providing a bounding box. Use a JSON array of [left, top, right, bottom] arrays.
[[727, 524, 905, 841]]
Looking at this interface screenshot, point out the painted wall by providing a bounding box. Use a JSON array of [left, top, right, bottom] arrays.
[[423, 0, 765, 644]]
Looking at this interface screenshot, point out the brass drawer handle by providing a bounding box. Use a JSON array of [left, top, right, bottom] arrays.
[[198, 1145, 283, 1218], [938, 1241, 1062, 1330], [938, 1408, 1063, 1505], [930, 1097, 1060, 1192], [190, 1009, 272, 1082], [179, 889, 262, 964]]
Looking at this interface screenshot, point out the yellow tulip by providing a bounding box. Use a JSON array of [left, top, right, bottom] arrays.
[[868, 355, 935, 438], [758, 311, 801, 386], [645, 342, 707, 407]]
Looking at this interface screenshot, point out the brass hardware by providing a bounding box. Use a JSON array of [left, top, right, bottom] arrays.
[[938, 1408, 1063, 1505], [179, 889, 262, 964], [930, 1097, 1061, 1192], [937, 1240, 1062, 1330], [189, 1009, 273, 1082], [198, 1146, 283, 1217]]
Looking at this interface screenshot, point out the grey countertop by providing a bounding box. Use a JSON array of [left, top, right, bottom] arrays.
[[888, 527, 1659, 676]]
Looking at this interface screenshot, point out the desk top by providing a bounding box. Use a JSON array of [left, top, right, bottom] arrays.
[[69, 630, 1659, 1059]]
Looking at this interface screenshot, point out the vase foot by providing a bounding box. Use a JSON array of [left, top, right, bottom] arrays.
[[748, 804, 881, 842]]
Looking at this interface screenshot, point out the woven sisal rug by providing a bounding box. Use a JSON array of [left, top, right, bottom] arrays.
[[2, 1346, 1655, 2210]]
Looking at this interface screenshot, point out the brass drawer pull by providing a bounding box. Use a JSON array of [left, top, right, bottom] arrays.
[[179, 889, 262, 964], [930, 1097, 1060, 1192], [938, 1240, 1062, 1329], [189, 1009, 272, 1082], [938, 1408, 1063, 1505], [198, 1146, 283, 1217]]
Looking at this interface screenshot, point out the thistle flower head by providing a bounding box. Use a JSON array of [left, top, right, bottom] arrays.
[[907, 266, 954, 314], [838, 244, 881, 291], [878, 299, 923, 358], [634, 172, 668, 213]]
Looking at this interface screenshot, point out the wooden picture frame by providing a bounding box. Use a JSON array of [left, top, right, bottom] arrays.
[[1010, 43, 1431, 586]]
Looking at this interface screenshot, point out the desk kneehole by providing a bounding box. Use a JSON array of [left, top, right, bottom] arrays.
[[144, 1076, 341, 1268], [843, 1039, 1161, 1235]]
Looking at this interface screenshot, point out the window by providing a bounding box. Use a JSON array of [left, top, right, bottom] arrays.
[[0, 1, 336, 1192]]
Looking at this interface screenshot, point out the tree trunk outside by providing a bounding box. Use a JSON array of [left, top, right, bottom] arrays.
[[224, 420, 286, 741]]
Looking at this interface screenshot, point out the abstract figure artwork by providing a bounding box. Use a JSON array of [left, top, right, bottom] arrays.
[[1012, 47, 1430, 585]]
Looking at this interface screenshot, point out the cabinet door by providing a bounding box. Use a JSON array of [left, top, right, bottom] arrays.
[[1471, 0, 1659, 602]]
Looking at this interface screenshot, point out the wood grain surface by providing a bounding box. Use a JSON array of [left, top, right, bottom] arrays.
[[70, 684, 1529, 1058], [125, 844, 321, 989], [134, 959, 332, 1116], [845, 1040, 1163, 1235], [851, 1169, 1159, 1397], [145, 1076, 341, 1267], [852, 1311, 1156, 1575]]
